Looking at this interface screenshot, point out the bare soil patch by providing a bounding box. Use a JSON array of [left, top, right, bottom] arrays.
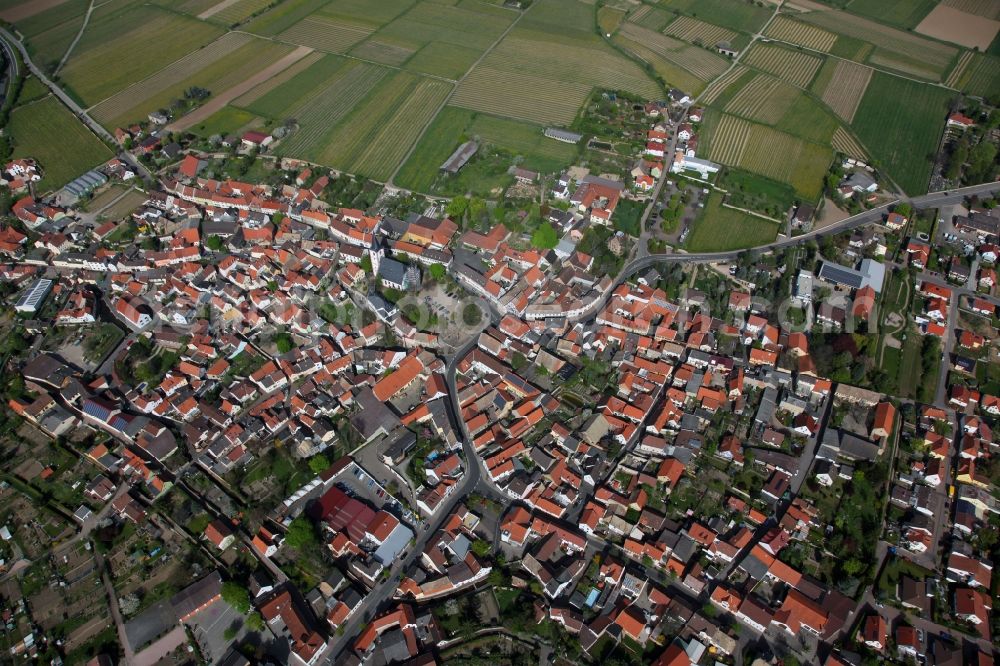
[[916, 5, 1000, 50]]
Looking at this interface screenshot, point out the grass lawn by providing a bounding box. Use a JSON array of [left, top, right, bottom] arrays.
[[717, 168, 796, 216], [851, 71, 952, 195], [189, 106, 258, 137], [8, 96, 113, 192], [685, 191, 780, 252], [83, 323, 124, 363], [895, 330, 923, 399]]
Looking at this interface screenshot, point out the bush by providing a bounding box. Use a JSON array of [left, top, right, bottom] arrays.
[[222, 582, 250, 615]]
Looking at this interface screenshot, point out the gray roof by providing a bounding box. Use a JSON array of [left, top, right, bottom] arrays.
[[378, 257, 408, 286]]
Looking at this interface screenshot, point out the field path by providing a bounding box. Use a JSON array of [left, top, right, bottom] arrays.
[[386, 2, 529, 187], [54, 0, 106, 76], [166, 45, 314, 131]]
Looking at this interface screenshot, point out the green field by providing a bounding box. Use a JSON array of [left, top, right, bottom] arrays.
[[236, 54, 349, 119], [404, 42, 480, 79], [951, 53, 1000, 101], [243, 0, 332, 35], [189, 106, 259, 137], [9, 0, 88, 70], [8, 96, 113, 192], [851, 72, 952, 195], [686, 191, 780, 252], [657, 0, 772, 33], [846, 0, 936, 29], [59, 3, 224, 106], [395, 106, 579, 192]]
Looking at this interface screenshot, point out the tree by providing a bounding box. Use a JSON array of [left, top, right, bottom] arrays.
[[246, 612, 265, 632], [308, 454, 330, 474], [471, 539, 491, 558], [446, 196, 469, 220], [222, 582, 251, 614], [119, 593, 140, 616], [205, 235, 224, 251], [428, 263, 446, 281], [285, 515, 317, 549], [531, 222, 558, 249]]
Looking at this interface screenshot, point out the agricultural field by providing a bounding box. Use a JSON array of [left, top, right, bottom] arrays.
[[658, 0, 772, 34], [612, 35, 707, 96], [235, 53, 347, 120], [616, 22, 729, 85], [357, 0, 514, 57], [348, 40, 415, 66], [741, 42, 823, 89], [278, 15, 374, 54], [231, 50, 325, 110], [725, 74, 800, 125], [200, 0, 275, 25], [7, 0, 89, 71], [395, 107, 578, 192], [279, 69, 451, 181], [662, 16, 737, 48], [914, 4, 1000, 51], [851, 72, 952, 195], [58, 3, 224, 106], [846, 0, 937, 30], [831, 127, 868, 161], [812, 59, 873, 123], [941, 0, 1000, 20], [700, 110, 831, 200], [188, 106, 259, 137], [89, 33, 294, 130], [243, 0, 337, 36], [626, 4, 672, 31], [403, 42, 481, 80], [699, 66, 752, 106], [686, 191, 780, 252], [946, 52, 1000, 100], [452, 21, 661, 126], [798, 9, 958, 81], [764, 15, 837, 52], [8, 96, 113, 192]]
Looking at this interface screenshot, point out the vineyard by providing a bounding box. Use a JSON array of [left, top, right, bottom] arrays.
[[275, 62, 390, 158], [279, 15, 374, 53], [725, 75, 799, 125], [701, 111, 830, 199], [764, 15, 837, 52], [452, 30, 660, 126], [90, 33, 294, 129], [60, 4, 224, 105], [662, 16, 737, 48], [232, 51, 325, 110], [618, 23, 729, 82], [404, 42, 480, 80], [818, 60, 872, 123], [832, 127, 868, 161], [699, 66, 751, 106], [349, 40, 416, 66], [947, 52, 1000, 100], [627, 4, 672, 31], [742, 43, 823, 88]]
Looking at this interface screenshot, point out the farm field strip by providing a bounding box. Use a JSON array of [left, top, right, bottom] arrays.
[[619, 22, 728, 81], [276, 63, 389, 158], [451, 66, 590, 125], [232, 51, 323, 108], [662, 16, 737, 48], [236, 53, 347, 119], [945, 51, 974, 88], [941, 0, 1000, 20], [278, 15, 374, 53], [350, 79, 453, 179], [742, 42, 822, 88], [349, 40, 415, 66], [951, 52, 1000, 99], [89, 32, 252, 122], [725, 75, 798, 125], [0, 0, 70, 22], [799, 9, 957, 79], [209, 0, 276, 24], [832, 127, 868, 161], [699, 65, 748, 105], [612, 35, 708, 96], [867, 50, 940, 81], [820, 59, 872, 123], [168, 45, 315, 131], [705, 113, 751, 166], [627, 4, 671, 31], [764, 15, 836, 52]]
